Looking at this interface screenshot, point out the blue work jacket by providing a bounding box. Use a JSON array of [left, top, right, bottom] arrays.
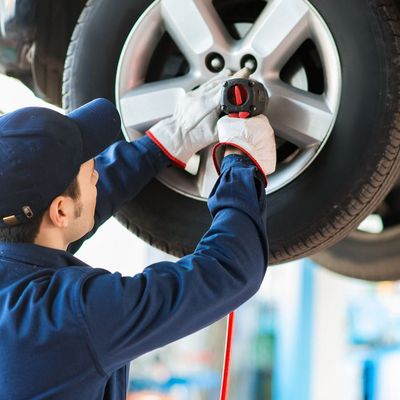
[[0, 136, 268, 399]]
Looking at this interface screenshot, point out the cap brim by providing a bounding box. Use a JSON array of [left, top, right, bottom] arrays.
[[67, 98, 121, 161]]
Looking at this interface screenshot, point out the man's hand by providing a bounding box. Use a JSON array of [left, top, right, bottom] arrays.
[[213, 114, 277, 186], [146, 69, 250, 168]]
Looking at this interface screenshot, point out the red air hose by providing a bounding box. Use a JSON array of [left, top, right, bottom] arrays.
[[219, 311, 235, 400], [219, 83, 249, 400]]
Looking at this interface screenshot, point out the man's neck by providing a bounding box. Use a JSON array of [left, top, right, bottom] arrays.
[[34, 231, 68, 251]]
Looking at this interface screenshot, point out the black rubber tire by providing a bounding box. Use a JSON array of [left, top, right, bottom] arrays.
[[311, 183, 400, 281], [63, 0, 400, 271], [312, 228, 400, 281]]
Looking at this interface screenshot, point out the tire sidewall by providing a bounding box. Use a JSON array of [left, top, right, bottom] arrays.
[[267, 0, 399, 260]]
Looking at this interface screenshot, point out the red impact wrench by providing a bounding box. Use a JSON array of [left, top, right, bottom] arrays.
[[218, 73, 269, 400]]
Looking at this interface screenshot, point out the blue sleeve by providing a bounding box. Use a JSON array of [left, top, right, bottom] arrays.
[[67, 136, 170, 253], [77, 154, 269, 373]]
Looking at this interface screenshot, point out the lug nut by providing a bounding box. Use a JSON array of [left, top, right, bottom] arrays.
[[206, 52, 225, 73], [240, 55, 258, 73], [244, 59, 256, 71], [211, 58, 223, 70]]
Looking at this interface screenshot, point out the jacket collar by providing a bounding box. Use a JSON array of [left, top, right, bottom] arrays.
[[0, 242, 90, 270]]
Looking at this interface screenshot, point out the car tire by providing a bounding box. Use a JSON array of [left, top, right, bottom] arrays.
[[312, 231, 400, 281], [312, 185, 400, 281], [63, 0, 400, 269]]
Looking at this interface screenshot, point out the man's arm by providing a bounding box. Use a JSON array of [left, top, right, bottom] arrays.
[[75, 154, 268, 374], [68, 136, 170, 253], [68, 71, 245, 254]]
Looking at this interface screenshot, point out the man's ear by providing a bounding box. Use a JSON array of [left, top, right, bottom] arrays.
[[47, 196, 72, 228]]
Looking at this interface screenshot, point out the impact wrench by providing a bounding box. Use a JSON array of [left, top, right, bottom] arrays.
[[218, 72, 269, 400]]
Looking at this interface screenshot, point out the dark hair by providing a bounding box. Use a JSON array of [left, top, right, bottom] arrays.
[[0, 177, 81, 243]]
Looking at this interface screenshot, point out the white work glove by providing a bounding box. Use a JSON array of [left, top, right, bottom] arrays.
[[147, 69, 250, 168], [213, 114, 277, 186]]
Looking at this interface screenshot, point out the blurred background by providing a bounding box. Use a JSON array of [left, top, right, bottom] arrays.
[[2, 75, 400, 400]]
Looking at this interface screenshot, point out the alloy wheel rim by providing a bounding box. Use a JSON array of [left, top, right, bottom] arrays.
[[116, 0, 342, 200]]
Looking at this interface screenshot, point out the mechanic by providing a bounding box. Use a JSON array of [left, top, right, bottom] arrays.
[[0, 70, 276, 399]]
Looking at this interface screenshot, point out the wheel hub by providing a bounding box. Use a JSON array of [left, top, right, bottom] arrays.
[[116, 0, 342, 200]]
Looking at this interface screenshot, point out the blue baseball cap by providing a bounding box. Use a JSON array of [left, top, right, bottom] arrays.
[[0, 98, 121, 227]]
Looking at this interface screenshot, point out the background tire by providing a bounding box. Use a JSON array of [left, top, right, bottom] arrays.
[[63, 0, 400, 272], [312, 230, 400, 281], [312, 185, 400, 281]]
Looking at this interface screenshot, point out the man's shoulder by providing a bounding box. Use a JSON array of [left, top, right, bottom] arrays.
[[0, 256, 110, 292]]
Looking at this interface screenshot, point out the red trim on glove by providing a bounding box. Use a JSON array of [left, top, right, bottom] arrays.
[[146, 130, 186, 169], [212, 142, 268, 187], [212, 142, 223, 174]]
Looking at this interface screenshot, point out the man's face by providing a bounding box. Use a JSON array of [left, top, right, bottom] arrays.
[[68, 158, 99, 242]]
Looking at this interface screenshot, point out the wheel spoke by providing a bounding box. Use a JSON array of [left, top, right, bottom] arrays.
[[244, 0, 310, 69], [161, 0, 231, 65], [119, 75, 199, 134], [268, 82, 334, 148], [196, 146, 219, 198]]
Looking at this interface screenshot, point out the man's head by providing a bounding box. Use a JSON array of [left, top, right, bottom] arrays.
[[0, 98, 121, 249]]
